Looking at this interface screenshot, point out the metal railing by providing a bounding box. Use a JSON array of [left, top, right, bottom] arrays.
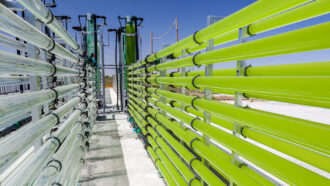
[[127, 1, 330, 185]]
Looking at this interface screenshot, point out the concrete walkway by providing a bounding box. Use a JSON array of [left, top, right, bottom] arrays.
[[79, 89, 164, 186]]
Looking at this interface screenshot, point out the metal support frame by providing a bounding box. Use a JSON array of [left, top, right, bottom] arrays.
[[120, 32, 125, 111], [0, 2, 97, 185], [160, 44, 168, 116], [25, 11, 41, 123], [231, 26, 249, 177], [100, 31, 106, 115]]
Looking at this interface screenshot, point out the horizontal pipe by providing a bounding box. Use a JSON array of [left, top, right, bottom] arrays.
[[0, 76, 29, 86], [129, 0, 311, 69], [129, 111, 176, 186], [0, 83, 83, 129], [142, 22, 330, 73], [148, 127, 203, 186], [133, 61, 330, 78], [136, 120, 187, 185], [64, 143, 88, 185], [3, 100, 90, 185], [33, 109, 93, 185], [129, 105, 227, 186], [0, 50, 79, 76], [146, 145, 176, 186], [66, 110, 97, 186], [0, 4, 80, 63], [18, 0, 84, 56], [128, 94, 269, 183], [128, 97, 261, 186], [131, 106, 203, 186], [143, 95, 329, 185], [147, 87, 330, 155], [147, 90, 330, 173], [128, 93, 275, 185], [172, 0, 330, 58], [0, 94, 84, 175], [34, 124, 83, 185], [0, 33, 26, 51], [146, 76, 330, 108], [52, 107, 97, 186]]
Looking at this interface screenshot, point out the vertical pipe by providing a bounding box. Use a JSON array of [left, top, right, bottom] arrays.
[[119, 32, 124, 111], [201, 16, 217, 184], [115, 31, 119, 110], [175, 17, 179, 43], [101, 31, 106, 114]]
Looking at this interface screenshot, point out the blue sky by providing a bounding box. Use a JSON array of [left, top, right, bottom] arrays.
[[50, 0, 329, 75]]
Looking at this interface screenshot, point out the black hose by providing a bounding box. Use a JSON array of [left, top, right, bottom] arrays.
[[118, 30, 124, 112]]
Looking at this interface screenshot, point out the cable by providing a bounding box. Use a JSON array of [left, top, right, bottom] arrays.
[[152, 19, 176, 40]]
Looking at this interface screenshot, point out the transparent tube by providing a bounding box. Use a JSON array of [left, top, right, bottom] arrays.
[[0, 33, 26, 51], [52, 107, 95, 185], [0, 96, 81, 175], [0, 49, 79, 76], [2, 50, 79, 76], [54, 136, 86, 186], [0, 76, 29, 86], [0, 50, 52, 75], [68, 149, 86, 185], [0, 111, 30, 131], [3, 107, 87, 185], [35, 105, 95, 185], [0, 84, 80, 129], [0, 4, 79, 63], [18, 0, 84, 56], [33, 124, 83, 185]]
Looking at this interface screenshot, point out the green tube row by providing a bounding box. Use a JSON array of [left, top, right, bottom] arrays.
[[128, 93, 266, 186], [129, 88, 310, 185], [134, 87, 330, 174], [130, 61, 330, 77], [143, 75, 330, 109], [172, 0, 330, 58], [128, 109, 176, 186], [129, 90, 329, 185], [129, 102, 200, 184], [129, 0, 312, 70], [130, 82, 329, 158], [131, 106, 194, 186], [130, 106, 187, 185], [142, 22, 330, 74], [131, 73, 330, 109], [143, 87, 330, 156], [129, 95, 273, 185], [157, 92, 330, 173], [128, 98, 235, 185], [127, 86, 326, 183], [128, 103, 227, 185]]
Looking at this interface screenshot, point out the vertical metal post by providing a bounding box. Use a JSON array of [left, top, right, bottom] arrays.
[[25, 11, 41, 123], [175, 17, 179, 43], [160, 44, 168, 116], [100, 31, 106, 114], [201, 16, 221, 185], [24, 9, 44, 151], [180, 50, 186, 121], [120, 32, 125, 111], [231, 26, 248, 184]]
